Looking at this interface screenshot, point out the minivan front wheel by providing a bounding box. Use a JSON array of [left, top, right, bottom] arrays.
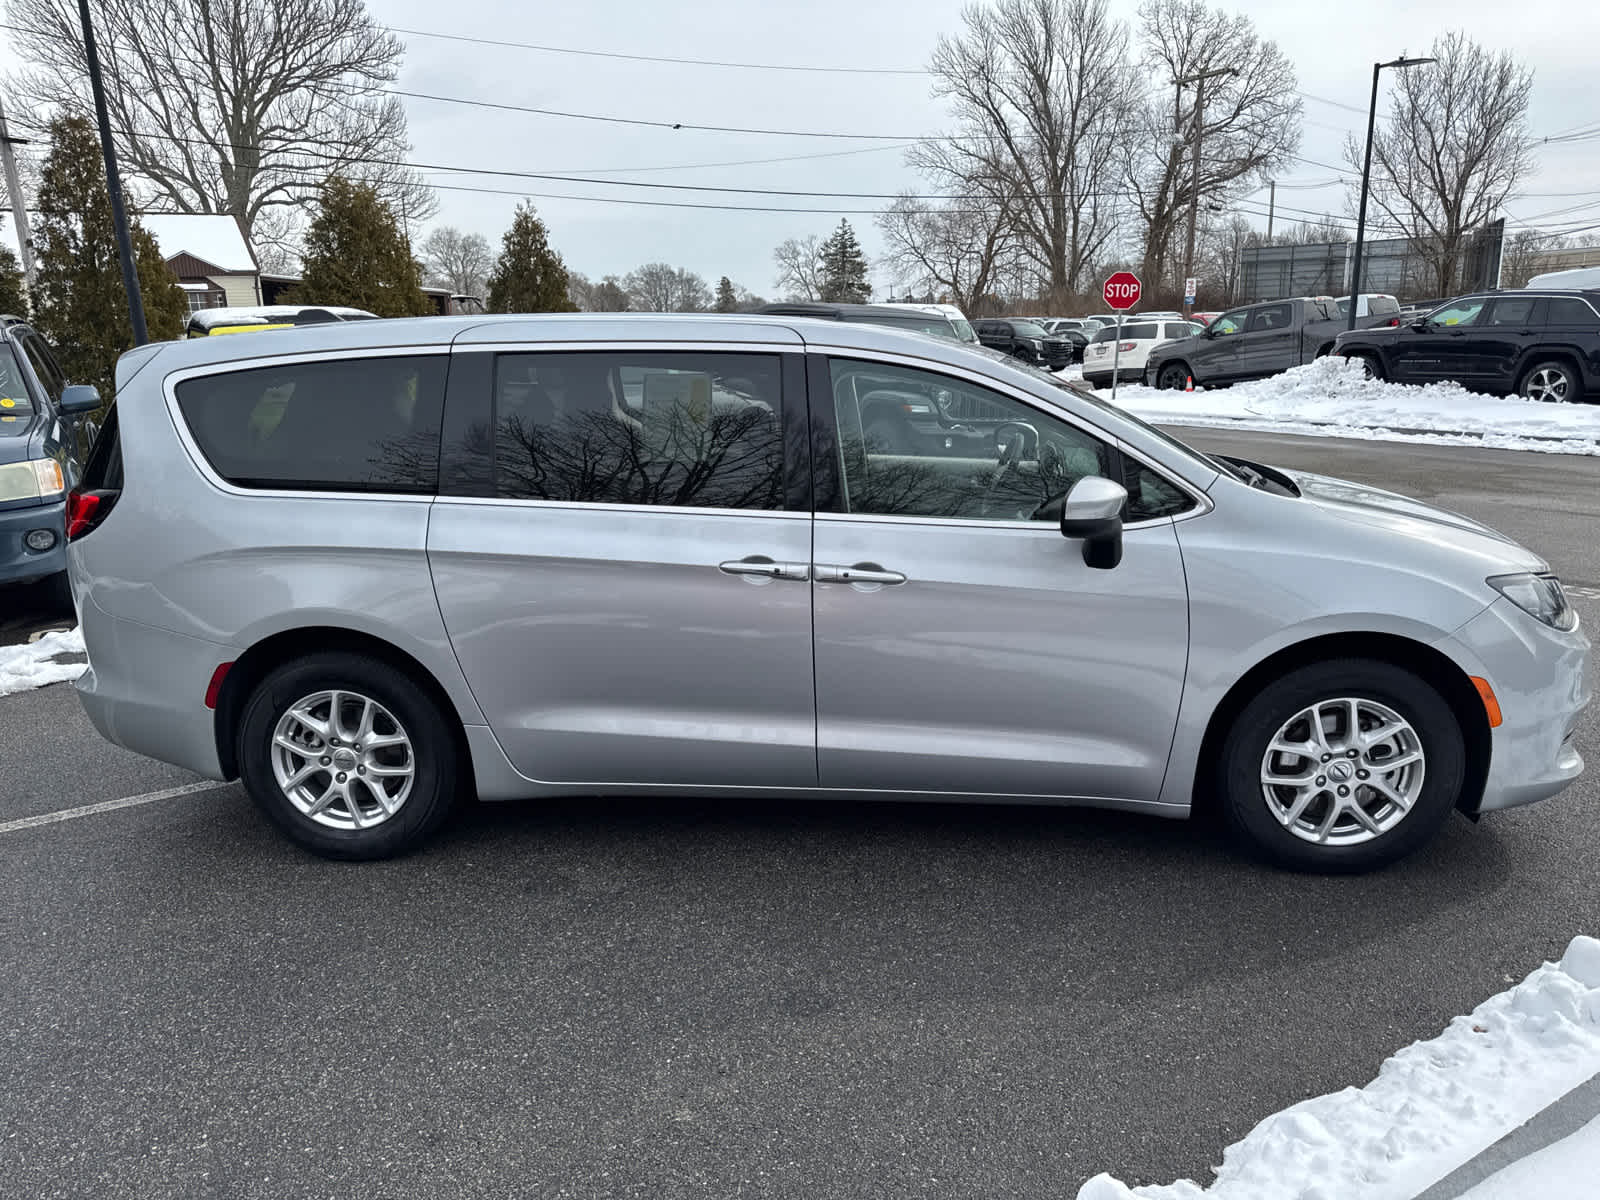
[[237, 652, 457, 859], [1217, 659, 1464, 872]]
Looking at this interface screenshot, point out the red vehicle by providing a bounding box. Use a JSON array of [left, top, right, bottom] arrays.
[[1190, 311, 1221, 326]]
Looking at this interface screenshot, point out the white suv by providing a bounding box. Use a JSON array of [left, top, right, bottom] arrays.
[[1082, 318, 1202, 388]]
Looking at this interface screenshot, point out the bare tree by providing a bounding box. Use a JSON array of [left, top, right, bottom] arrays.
[[877, 193, 1017, 311], [1194, 213, 1257, 305], [568, 271, 632, 311], [4, 0, 435, 258], [1126, 0, 1301, 292], [624, 262, 711, 312], [1344, 33, 1533, 297], [1499, 229, 1568, 289], [921, 0, 1140, 304], [772, 235, 824, 301], [420, 226, 492, 297]]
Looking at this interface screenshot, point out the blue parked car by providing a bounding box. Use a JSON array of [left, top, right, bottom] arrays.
[[0, 315, 100, 605]]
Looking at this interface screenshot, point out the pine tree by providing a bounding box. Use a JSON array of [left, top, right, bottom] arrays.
[[0, 246, 26, 319], [715, 275, 737, 312], [30, 116, 186, 400], [818, 219, 871, 303], [486, 203, 578, 313], [295, 177, 431, 317]]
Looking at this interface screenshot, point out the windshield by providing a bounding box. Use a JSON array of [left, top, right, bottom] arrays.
[[0, 345, 36, 435], [1012, 321, 1049, 339]]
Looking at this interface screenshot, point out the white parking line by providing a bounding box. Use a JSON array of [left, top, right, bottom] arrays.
[[0, 780, 227, 836]]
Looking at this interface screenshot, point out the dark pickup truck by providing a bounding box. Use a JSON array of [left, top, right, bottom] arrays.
[[1143, 297, 1391, 390]]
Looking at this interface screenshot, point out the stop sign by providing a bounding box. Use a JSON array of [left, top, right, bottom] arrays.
[[1103, 271, 1142, 311]]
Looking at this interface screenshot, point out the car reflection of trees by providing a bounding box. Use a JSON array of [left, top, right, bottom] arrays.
[[843, 430, 1081, 521], [495, 403, 786, 510]]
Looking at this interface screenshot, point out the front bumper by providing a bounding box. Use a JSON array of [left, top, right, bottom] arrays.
[[0, 497, 66, 585], [1439, 597, 1590, 813]]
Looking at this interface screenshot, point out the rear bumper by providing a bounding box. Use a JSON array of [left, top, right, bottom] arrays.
[[1439, 598, 1590, 813], [1082, 369, 1144, 388], [0, 498, 65, 585], [75, 595, 230, 780]]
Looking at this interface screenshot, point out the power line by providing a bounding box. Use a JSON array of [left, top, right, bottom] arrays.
[[386, 25, 927, 75]]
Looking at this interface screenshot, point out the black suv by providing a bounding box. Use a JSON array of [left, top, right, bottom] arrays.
[[1333, 290, 1600, 402], [972, 318, 1078, 369], [0, 316, 100, 599]]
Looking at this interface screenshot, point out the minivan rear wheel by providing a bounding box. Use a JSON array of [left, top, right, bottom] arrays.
[[1217, 659, 1464, 873], [237, 652, 457, 859]]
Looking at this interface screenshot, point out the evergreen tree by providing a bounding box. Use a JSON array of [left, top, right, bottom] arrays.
[[715, 275, 738, 313], [295, 176, 431, 317], [30, 116, 186, 400], [0, 246, 26, 319], [486, 203, 578, 313], [818, 219, 871, 303]]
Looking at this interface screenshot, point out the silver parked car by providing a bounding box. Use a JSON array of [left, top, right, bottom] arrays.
[[66, 315, 1588, 871]]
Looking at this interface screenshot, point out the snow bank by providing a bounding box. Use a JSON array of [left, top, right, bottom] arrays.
[[0, 627, 86, 697], [1070, 357, 1600, 455], [1077, 935, 1600, 1200]]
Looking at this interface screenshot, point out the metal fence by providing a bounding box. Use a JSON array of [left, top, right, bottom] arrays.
[[1237, 221, 1505, 304]]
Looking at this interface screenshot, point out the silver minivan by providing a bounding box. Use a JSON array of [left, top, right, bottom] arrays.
[[66, 316, 1589, 871]]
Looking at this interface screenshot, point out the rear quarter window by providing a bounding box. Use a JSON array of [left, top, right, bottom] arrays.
[[1545, 298, 1600, 326], [175, 355, 447, 492]]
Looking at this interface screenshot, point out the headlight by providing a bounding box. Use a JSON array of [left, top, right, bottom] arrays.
[[0, 458, 64, 502], [1488, 572, 1577, 631]]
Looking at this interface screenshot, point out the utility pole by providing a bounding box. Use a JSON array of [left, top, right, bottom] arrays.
[[78, 0, 148, 344], [1266, 180, 1276, 241], [1177, 65, 1237, 316], [0, 98, 35, 286]]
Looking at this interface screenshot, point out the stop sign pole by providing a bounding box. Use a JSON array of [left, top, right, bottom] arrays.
[[1102, 271, 1141, 400]]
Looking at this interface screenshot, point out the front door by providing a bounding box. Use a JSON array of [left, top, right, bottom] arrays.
[[1238, 301, 1298, 377], [1391, 297, 1486, 383], [428, 347, 817, 788], [809, 354, 1192, 802], [1192, 308, 1248, 382]]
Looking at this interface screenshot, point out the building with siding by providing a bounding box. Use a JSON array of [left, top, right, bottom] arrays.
[[137, 214, 262, 311]]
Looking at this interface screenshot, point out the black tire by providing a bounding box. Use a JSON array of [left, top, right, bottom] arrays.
[[1156, 362, 1192, 391], [1349, 352, 1383, 381], [236, 651, 458, 860], [1519, 359, 1583, 404], [1217, 659, 1464, 873]]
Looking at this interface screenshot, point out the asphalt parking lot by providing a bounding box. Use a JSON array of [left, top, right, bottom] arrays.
[[3, 428, 1599, 1199]]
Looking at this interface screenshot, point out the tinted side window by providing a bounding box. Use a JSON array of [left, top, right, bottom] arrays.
[[1117, 323, 1159, 340], [175, 355, 446, 492], [1545, 298, 1600, 326], [1486, 297, 1540, 326], [20, 333, 65, 403], [491, 351, 785, 511], [1247, 303, 1293, 332]]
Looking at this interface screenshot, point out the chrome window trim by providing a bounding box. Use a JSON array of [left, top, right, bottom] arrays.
[[812, 346, 1214, 525], [161, 347, 450, 503]]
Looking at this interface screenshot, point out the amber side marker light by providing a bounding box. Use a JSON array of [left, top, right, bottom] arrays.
[[1470, 676, 1503, 729]]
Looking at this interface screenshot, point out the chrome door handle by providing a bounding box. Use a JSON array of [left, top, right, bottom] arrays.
[[719, 555, 810, 582], [815, 562, 907, 586]]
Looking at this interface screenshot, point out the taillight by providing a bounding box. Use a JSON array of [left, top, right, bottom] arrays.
[[1119, 341, 1136, 352], [65, 488, 118, 541], [204, 662, 234, 710]]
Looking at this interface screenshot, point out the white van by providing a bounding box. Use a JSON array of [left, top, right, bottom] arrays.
[[1525, 267, 1600, 290]]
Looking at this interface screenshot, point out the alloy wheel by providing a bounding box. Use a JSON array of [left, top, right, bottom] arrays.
[[1259, 697, 1425, 846], [1525, 368, 1571, 403], [270, 689, 416, 830]]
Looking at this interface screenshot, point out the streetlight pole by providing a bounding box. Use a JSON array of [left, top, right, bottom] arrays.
[[1178, 65, 1236, 316], [1347, 54, 1436, 332], [78, 0, 148, 345]]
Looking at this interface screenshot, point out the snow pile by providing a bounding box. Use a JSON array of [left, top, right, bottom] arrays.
[[1073, 357, 1600, 454], [0, 627, 86, 697], [1078, 936, 1600, 1200]]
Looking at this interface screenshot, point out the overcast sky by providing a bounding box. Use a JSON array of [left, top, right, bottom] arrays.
[[10, 0, 1600, 296]]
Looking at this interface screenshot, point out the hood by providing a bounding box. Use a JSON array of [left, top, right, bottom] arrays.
[[1282, 466, 1547, 573], [1335, 323, 1405, 342]]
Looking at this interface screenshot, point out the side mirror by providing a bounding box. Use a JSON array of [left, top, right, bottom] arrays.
[[58, 385, 101, 415], [1059, 476, 1127, 570], [1409, 316, 1430, 330]]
